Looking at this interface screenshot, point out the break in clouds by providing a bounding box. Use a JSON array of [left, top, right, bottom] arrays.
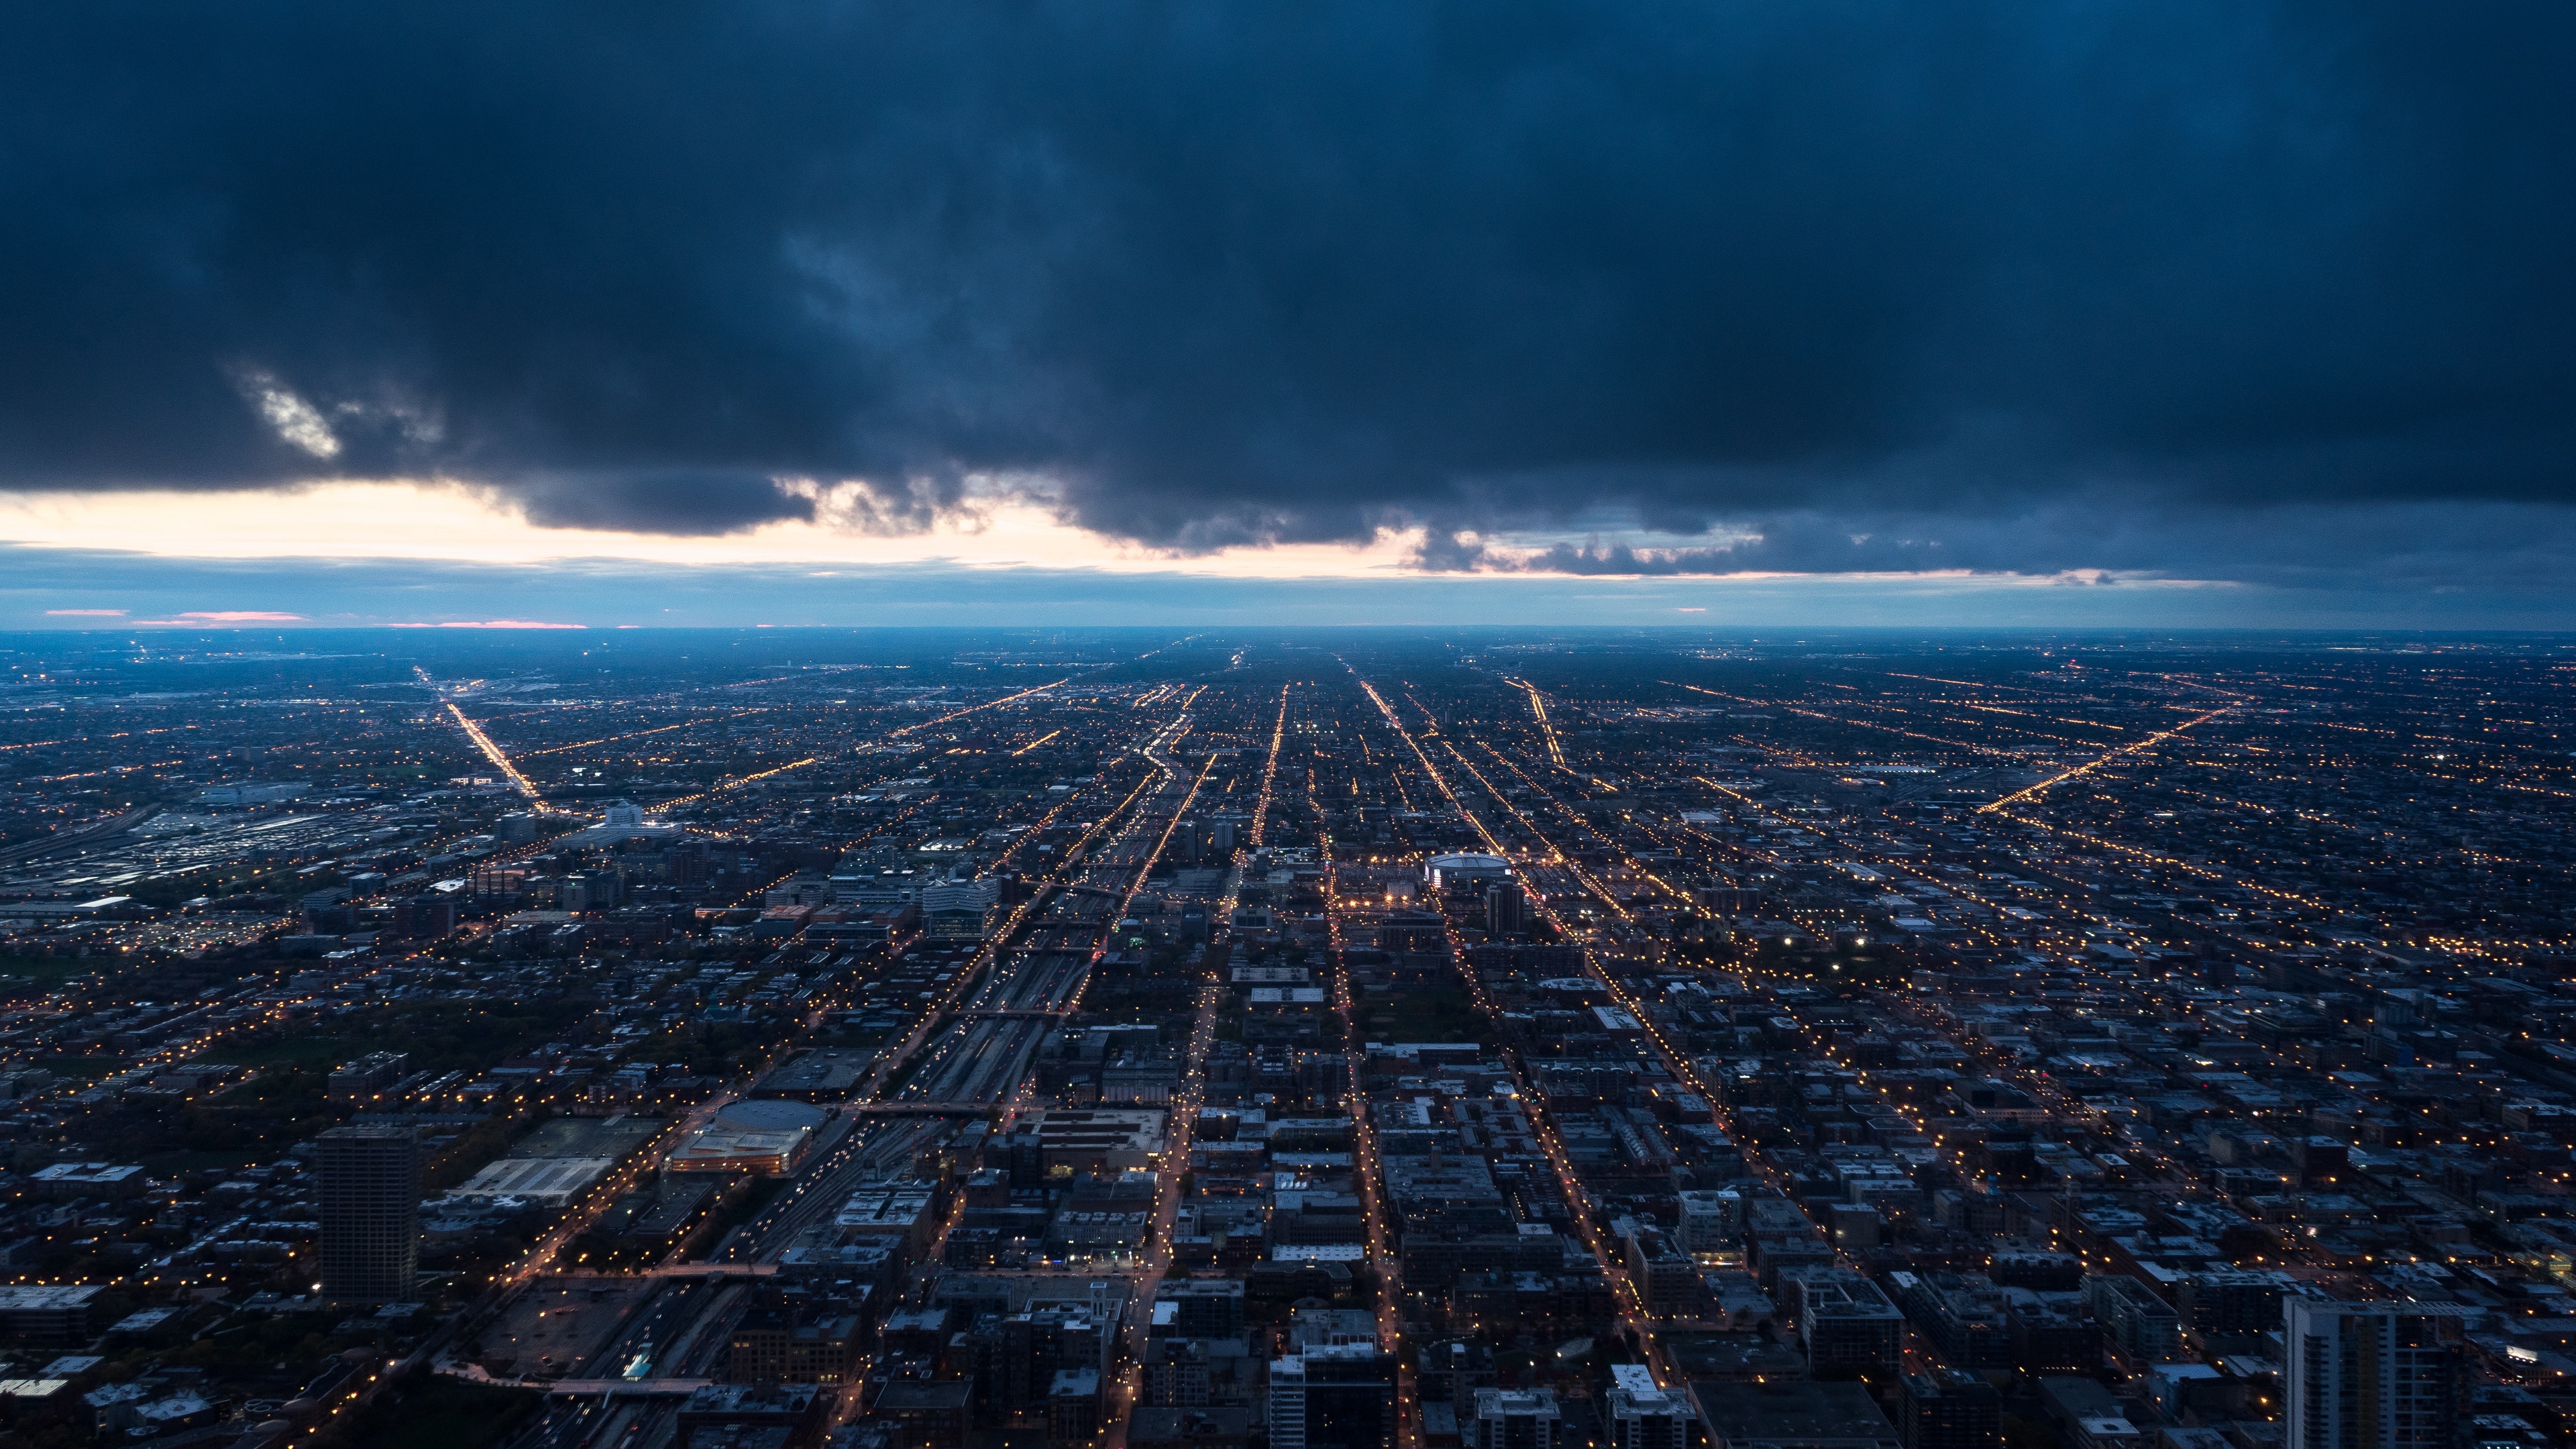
[[2, 1, 2573, 583]]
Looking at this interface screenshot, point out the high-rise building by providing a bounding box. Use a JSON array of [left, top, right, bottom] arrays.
[[1271, 1342, 1395, 1449], [2284, 1299, 2467, 1449], [317, 1122, 418, 1302], [1485, 881, 1526, 936], [1902, 1369, 2001, 1449], [1605, 1364, 1693, 1449]]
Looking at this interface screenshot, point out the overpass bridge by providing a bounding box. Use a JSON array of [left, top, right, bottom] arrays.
[[844, 1101, 1006, 1117]]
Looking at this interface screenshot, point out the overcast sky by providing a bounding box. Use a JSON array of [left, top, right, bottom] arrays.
[[5, 2, 2573, 627]]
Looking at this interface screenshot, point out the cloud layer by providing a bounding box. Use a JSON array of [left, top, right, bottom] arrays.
[[14, 545, 2575, 633], [2, 2, 2572, 582]]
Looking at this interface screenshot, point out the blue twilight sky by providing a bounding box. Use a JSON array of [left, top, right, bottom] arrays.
[[7, 546, 2574, 633], [3, 3, 2575, 625]]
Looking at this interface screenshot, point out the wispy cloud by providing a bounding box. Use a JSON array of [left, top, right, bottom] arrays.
[[387, 619, 586, 630], [127, 610, 308, 624], [228, 368, 341, 460]]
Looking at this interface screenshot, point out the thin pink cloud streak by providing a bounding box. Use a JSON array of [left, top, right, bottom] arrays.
[[387, 619, 587, 630]]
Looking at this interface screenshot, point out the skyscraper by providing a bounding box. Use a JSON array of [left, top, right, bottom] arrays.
[[2284, 1299, 2466, 1449], [317, 1122, 419, 1302]]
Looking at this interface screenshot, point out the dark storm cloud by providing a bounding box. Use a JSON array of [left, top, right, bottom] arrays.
[[1456, 500, 2576, 594], [1, 1, 2572, 573], [503, 472, 817, 537]]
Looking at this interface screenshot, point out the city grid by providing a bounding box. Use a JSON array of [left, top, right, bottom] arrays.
[[0, 627, 2566, 1449]]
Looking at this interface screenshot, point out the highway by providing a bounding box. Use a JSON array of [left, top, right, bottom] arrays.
[[487, 703, 1220, 1448], [883, 710, 1209, 1111]]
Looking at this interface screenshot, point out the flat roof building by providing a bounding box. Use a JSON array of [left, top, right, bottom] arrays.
[[1472, 1385, 1563, 1449], [1899, 1371, 1998, 1449], [1691, 1381, 1903, 1449], [1009, 1109, 1169, 1173], [1608, 1365, 1694, 1449], [1273, 1342, 1395, 1449], [0, 1287, 103, 1345], [28, 1163, 147, 1199], [749, 1049, 871, 1101], [445, 1156, 616, 1208], [667, 1127, 812, 1177], [1778, 1267, 1904, 1379], [317, 1123, 418, 1303]]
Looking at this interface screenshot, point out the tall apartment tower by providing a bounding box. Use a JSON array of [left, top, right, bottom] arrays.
[[317, 1122, 419, 1302], [2284, 1299, 2466, 1449], [1271, 1342, 1395, 1449]]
